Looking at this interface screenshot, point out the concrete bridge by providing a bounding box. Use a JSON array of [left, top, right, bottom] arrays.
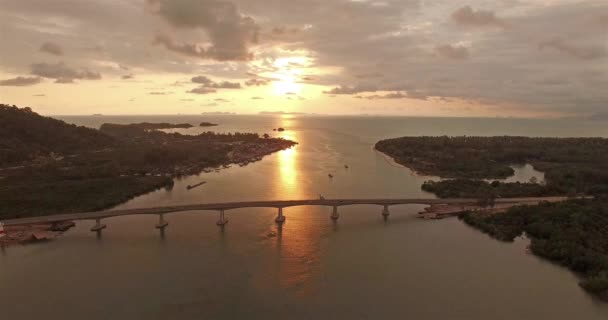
[[2, 197, 567, 233]]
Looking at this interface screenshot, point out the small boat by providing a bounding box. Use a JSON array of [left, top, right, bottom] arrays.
[[344, 165, 349, 169], [328, 174, 333, 178], [187, 181, 207, 190]]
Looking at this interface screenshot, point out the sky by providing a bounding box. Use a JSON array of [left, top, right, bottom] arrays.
[[0, 0, 606, 117]]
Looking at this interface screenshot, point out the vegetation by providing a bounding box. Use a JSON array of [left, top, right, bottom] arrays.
[[460, 199, 608, 300], [421, 179, 562, 199], [378, 135, 608, 300], [0, 104, 115, 166], [0, 104, 296, 219], [375, 136, 608, 195]]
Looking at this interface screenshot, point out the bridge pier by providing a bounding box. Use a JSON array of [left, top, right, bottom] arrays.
[[382, 205, 390, 217], [155, 213, 169, 230], [216, 209, 228, 226], [90, 218, 106, 232], [275, 207, 286, 223], [331, 206, 340, 220]]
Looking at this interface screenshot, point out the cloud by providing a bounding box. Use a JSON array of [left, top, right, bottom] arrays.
[[192, 75, 213, 84], [245, 78, 270, 86], [324, 84, 378, 95], [208, 81, 241, 89], [147, 0, 259, 61], [251, 96, 264, 100], [55, 78, 75, 84], [435, 44, 470, 60], [149, 91, 171, 95], [0, 76, 42, 86], [121, 74, 134, 79], [452, 6, 507, 28], [357, 91, 427, 100], [190, 75, 241, 89], [30, 62, 101, 82], [539, 38, 607, 60], [33, 94, 46, 97], [153, 34, 210, 59], [188, 86, 217, 94], [362, 92, 408, 99], [355, 72, 383, 79], [40, 42, 64, 56]]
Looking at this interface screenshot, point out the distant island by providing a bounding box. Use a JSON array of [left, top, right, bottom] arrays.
[[200, 122, 218, 127], [201, 112, 235, 115], [0, 104, 296, 221], [100, 122, 194, 131], [376, 135, 608, 301]]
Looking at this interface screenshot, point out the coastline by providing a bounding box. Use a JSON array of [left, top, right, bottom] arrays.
[[1, 142, 296, 245], [373, 146, 440, 180]]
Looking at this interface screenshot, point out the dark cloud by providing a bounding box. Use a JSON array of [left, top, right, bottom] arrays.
[[153, 34, 210, 59], [539, 38, 607, 60], [435, 44, 470, 60], [192, 75, 213, 84], [0, 76, 42, 86], [452, 6, 507, 28], [324, 84, 378, 95], [191, 75, 241, 89], [40, 42, 63, 56], [357, 91, 427, 100], [245, 78, 270, 86], [188, 86, 217, 94], [361, 92, 408, 99], [147, 0, 259, 61], [208, 81, 241, 89], [30, 62, 101, 82]]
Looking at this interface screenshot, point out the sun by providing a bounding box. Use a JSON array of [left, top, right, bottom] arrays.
[[270, 56, 310, 96]]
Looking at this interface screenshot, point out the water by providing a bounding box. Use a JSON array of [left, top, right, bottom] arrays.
[[1, 116, 607, 319]]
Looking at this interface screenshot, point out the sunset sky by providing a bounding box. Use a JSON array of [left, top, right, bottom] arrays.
[[0, 0, 606, 117]]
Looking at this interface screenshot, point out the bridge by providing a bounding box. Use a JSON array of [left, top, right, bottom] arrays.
[[2, 197, 568, 233]]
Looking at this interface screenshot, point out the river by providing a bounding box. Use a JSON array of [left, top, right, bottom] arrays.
[[1, 115, 607, 319]]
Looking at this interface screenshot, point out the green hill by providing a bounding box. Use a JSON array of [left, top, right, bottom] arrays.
[[0, 104, 115, 166]]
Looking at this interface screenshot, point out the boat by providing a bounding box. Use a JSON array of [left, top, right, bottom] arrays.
[[344, 165, 349, 169], [187, 181, 207, 190], [328, 174, 333, 178]]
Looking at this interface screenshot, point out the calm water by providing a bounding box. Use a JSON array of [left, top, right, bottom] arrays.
[[1, 116, 607, 319]]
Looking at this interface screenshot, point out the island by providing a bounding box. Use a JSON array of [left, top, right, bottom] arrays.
[[376, 135, 608, 300], [100, 122, 194, 131], [199, 122, 218, 127], [0, 104, 297, 222]]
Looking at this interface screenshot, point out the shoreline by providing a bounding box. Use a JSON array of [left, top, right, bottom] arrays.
[[1, 142, 296, 246], [373, 146, 440, 180]]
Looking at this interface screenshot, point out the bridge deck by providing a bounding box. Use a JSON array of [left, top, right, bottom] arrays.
[[2, 197, 568, 226]]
